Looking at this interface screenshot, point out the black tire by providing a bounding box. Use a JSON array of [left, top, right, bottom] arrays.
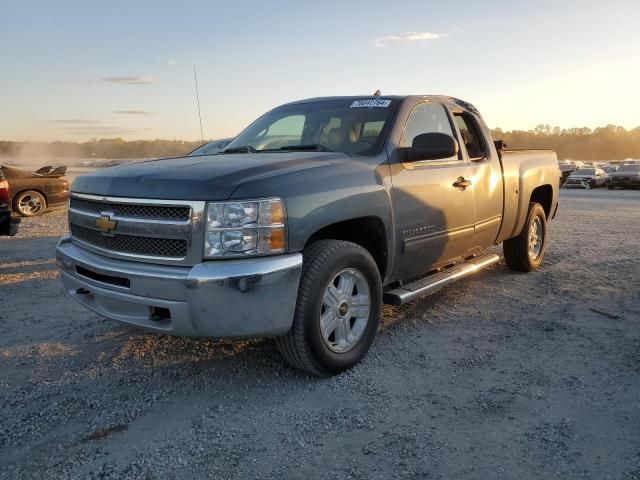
[[275, 240, 382, 377], [14, 190, 47, 217], [607, 185, 614, 190], [503, 202, 547, 272]]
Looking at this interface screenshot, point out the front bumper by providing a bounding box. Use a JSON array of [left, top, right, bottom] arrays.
[[610, 177, 640, 187], [563, 180, 591, 189], [56, 236, 303, 338]]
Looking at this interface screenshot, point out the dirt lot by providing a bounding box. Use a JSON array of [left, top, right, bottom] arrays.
[[1, 189, 639, 480]]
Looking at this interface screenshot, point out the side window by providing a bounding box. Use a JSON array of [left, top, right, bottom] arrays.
[[400, 103, 458, 161], [453, 113, 487, 160]]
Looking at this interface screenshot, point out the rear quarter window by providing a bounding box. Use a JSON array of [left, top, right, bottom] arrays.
[[453, 113, 487, 159]]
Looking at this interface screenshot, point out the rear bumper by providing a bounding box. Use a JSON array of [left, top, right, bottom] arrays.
[[56, 236, 303, 338]]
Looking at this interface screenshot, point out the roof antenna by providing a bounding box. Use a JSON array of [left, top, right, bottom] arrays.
[[193, 65, 205, 155], [373, 89, 382, 96]]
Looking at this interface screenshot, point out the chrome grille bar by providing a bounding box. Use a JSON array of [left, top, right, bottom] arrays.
[[69, 197, 191, 221]]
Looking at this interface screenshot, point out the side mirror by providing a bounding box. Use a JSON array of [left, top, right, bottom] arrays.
[[399, 133, 459, 162]]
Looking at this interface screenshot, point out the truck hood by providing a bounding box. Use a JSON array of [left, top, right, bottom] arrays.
[[71, 152, 353, 200]]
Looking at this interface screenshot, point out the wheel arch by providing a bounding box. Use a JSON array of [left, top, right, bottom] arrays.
[[530, 184, 553, 218], [304, 216, 389, 282]]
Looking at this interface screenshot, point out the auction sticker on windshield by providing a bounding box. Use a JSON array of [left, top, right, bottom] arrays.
[[350, 99, 391, 108]]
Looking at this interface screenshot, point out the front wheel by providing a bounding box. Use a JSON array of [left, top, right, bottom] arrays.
[[15, 190, 47, 217], [275, 240, 382, 377], [503, 202, 548, 272]]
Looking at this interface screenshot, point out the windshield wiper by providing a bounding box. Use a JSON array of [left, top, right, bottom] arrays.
[[222, 146, 257, 153], [276, 144, 333, 152]]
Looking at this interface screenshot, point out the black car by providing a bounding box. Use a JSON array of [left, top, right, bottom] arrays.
[[0, 169, 20, 235], [0, 165, 69, 216], [608, 164, 640, 189]]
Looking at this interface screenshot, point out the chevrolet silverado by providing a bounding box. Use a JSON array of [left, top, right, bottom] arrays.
[[56, 95, 560, 376]]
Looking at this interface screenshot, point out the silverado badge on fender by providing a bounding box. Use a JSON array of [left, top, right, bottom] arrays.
[[95, 214, 117, 234]]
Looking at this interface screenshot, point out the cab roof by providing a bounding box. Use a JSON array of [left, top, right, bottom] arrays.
[[282, 95, 479, 114]]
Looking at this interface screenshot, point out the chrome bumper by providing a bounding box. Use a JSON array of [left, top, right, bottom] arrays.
[[56, 236, 303, 338]]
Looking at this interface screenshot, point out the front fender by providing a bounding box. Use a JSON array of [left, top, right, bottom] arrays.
[[229, 158, 394, 270]]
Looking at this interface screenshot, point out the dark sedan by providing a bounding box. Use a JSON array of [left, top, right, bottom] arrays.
[[0, 165, 69, 216], [608, 164, 640, 189]]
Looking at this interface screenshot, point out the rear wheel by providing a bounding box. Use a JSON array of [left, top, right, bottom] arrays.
[[15, 190, 47, 217], [275, 240, 382, 377], [503, 202, 547, 272]]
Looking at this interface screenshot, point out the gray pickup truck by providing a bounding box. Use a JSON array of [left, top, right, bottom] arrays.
[[56, 95, 560, 376]]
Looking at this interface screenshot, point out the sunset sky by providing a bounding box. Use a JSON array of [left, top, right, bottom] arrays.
[[1, 0, 639, 141]]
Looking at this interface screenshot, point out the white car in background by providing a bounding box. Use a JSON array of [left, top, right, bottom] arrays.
[[563, 167, 607, 188]]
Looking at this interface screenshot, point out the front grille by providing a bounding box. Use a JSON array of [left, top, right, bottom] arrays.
[[70, 224, 188, 258], [70, 198, 191, 221]]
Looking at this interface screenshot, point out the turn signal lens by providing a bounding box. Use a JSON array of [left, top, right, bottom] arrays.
[[259, 228, 285, 254]]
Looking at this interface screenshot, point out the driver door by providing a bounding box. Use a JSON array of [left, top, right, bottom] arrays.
[[389, 102, 476, 280]]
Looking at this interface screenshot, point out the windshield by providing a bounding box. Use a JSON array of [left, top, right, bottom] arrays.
[[573, 168, 595, 175], [187, 139, 232, 156], [223, 98, 399, 156], [618, 164, 640, 172]]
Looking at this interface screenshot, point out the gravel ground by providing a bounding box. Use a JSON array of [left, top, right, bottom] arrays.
[[1, 189, 639, 480]]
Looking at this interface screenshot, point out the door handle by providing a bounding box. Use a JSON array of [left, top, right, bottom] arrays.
[[452, 177, 472, 189]]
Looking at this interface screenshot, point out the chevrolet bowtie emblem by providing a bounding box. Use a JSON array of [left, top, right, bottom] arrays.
[[96, 215, 117, 233]]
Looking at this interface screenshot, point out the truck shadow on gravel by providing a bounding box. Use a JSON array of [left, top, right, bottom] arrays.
[[92, 262, 507, 376]]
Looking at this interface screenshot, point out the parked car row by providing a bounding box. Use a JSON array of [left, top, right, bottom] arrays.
[[560, 161, 640, 189]]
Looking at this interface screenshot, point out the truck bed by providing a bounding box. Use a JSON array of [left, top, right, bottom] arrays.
[[496, 149, 559, 243]]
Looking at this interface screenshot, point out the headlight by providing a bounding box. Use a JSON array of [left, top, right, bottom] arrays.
[[204, 198, 285, 258]]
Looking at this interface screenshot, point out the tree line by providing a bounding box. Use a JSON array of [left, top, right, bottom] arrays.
[[0, 139, 204, 160], [1, 124, 639, 160], [491, 124, 640, 160]]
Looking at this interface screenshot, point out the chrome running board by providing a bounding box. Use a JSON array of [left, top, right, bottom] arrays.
[[383, 252, 500, 306]]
